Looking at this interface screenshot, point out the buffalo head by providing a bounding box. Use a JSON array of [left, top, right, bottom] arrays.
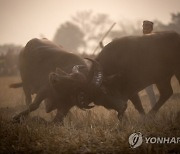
[[49, 58, 127, 117], [48, 60, 104, 109]]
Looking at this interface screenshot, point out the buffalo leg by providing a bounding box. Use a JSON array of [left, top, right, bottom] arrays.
[[129, 94, 145, 115], [175, 72, 180, 84], [104, 96, 128, 120], [149, 77, 173, 114], [13, 89, 47, 122], [145, 85, 156, 107], [116, 100, 128, 120], [103, 100, 128, 120], [95, 93, 128, 120], [53, 107, 70, 123], [23, 86, 32, 105], [44, 99, 56, 113]]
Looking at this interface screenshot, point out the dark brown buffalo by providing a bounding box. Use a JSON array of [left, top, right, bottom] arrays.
[[50, 31, 180, 120], [93, 31, 180, 117], [10, 38, 95, 123]]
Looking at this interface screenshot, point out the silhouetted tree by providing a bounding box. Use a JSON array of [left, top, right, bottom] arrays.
[[168, 13, 180, 33], [72, 11, 112, 53], [53, 11, 180, 54], [154, 12, 180, 33], [53, 22, 85, 52], [0, 44, 21, 75]]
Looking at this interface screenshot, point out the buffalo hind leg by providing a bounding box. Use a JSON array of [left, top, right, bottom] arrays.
[[129, 93, 145, 115], [23, 86, 32, 105], [149, 77, 173, 114], [175, 72, 180, 85], [13, 88, 47, 122]]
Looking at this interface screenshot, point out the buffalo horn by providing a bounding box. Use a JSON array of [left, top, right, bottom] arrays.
[[85, 58, 103, 87]]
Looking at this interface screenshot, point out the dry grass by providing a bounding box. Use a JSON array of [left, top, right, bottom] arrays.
[[0, 76, 180, 154]]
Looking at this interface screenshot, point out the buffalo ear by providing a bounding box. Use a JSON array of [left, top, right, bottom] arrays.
[[49, 72, 60, 84], [55, 67, 68, 76]]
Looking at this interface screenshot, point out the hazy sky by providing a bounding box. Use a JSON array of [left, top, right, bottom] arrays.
[[0, 0, 180, 45]]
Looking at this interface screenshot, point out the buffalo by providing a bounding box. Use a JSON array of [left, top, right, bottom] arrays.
[[51, 31, 180, 119], [12, 31, 180, 123], [94, 31, 180, 117], [11, 38, 97, 123]]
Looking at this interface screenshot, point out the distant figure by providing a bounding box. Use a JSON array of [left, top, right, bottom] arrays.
[[143, 20, 153, 34], [142, 20, 156, 107]]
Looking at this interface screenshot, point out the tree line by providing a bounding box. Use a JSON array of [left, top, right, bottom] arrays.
[[0, 11, 179, 76]]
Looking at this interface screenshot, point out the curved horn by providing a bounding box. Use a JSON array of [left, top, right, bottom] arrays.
[[70, 65, 88, 84], [72, 65, 87, 74], [72, 65, 79, 73], [55, 67, 68, 75], [85, 58, 103, 87]]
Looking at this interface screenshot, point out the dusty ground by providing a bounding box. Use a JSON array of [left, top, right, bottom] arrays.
[[0, 76, 180, 153]]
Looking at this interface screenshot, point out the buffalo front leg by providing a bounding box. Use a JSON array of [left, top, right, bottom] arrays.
[[130, 93, 145, 115], [13, 89, 47, 122], [52, 107, 70, 123], [149, 77, 173, 114], [94, 91, 128, 120], [102, 96, 128, 120], [116, 100, 128, 120]]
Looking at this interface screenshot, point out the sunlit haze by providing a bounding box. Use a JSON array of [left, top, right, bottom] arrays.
[[0, 0, 180, 45]]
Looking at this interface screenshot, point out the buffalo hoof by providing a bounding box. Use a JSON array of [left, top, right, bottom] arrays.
[[12, 114, 27, 123], [12, 114, 22, 123], [118, 113, 127, 121], [140, 111, 146, 116], [146, 110, 157, 119], [51, 120, 64, 126], [118, 115, 123, 121], [30, 116, 49, 125], [148, 110, 157, 115], [52, 117, 64, 125]]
